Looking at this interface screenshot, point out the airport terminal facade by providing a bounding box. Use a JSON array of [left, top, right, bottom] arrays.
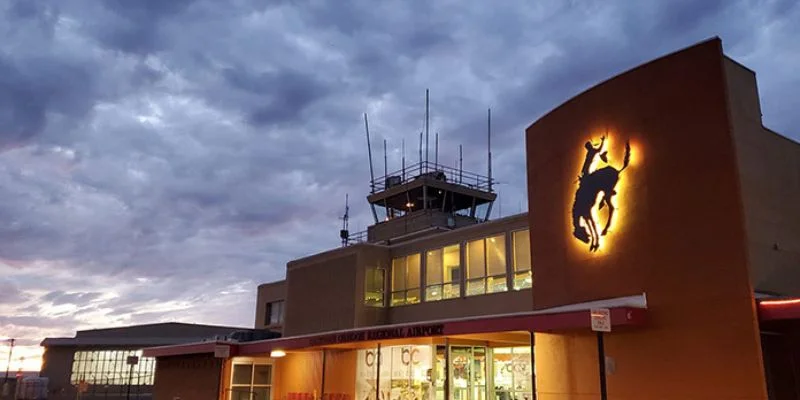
[[144, 39, 800, 400]]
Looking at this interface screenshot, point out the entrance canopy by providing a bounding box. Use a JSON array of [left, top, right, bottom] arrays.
[[758, 297, 800, 321], [143, 294, 648, 358]]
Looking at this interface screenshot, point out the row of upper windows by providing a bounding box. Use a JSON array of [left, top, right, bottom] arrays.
[[364, 229, 532, 307]]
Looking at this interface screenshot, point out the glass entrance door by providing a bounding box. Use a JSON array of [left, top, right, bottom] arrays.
[[450, 346, 487, 400]]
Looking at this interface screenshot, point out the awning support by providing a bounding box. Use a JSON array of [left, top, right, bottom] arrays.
[[597, 332, 608, 400], [529, 331, 537, 400], [375, 343, 381, 400], [320, 349, 327, 400]]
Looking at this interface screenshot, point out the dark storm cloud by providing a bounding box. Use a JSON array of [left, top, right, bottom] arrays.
[[0, 54, 96, 149], [91, 0, 198, 55], [221, 67, 332, 127], [0, 0, 798, 367]]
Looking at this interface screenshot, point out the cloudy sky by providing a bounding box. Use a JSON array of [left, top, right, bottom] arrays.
[[1, 0, 798, 371]]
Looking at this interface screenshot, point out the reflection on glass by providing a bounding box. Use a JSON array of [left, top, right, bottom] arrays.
[[230, 362, 273, 400], [492, 347, 533, 400], [513, 271, 532, 291], [512, 230, 532, 290], [233, 365, 253, 385], [253, 387, 270, 400], [450, 346, 488, 400], [69, 350, 156, 386], [365, 267, 386, 306], [356, 346, 430, 400], [391, 254, 421, 306]]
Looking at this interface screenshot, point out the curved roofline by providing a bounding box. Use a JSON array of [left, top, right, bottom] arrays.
[[526, 36, 723, 131]]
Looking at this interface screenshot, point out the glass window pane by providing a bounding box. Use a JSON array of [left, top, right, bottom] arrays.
[[406, 254, 421, 290], [365, 268, 385, 306], [392, 257, 406, 291], [488, 275, 508, 293], [443, 283, 460, 299], [426, 249, 443, 285], [426, 284, 443, 302], [231, 388, 251, 400], [466, 239, 485, 279], [514, 271, 532, 290], [466, 278, 485, 296], [254, 387, 271, 400], [232, 364, 253, 385], [513, 230, 531, 272], [442, 245, 460, 283], [253, 365, 272, 385], [391, 291, 406, 306], [486, 234, 506, 277], [406, 288, 421, 304]]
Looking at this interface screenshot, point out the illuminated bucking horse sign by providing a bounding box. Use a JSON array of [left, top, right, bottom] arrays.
[[571, 135, 631, 252]]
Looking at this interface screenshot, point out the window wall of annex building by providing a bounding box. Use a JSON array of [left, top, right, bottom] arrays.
[[365, 228, 532, 307], [70, 349, 156, 397]]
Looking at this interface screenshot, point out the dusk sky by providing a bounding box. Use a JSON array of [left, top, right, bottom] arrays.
[[1, 0, 799, 372]]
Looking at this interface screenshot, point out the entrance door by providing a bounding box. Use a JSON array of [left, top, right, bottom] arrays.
[[450, 346, 487, 400]]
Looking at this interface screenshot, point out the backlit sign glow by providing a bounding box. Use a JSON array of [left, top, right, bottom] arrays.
[[571, 135, 631, 252]]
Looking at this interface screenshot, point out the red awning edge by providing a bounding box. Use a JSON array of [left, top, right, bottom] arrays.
[[144, 305, 647, 358], [758, 298, 800, 321]]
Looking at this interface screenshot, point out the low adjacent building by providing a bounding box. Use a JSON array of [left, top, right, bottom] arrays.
[[40, 322, 275, 400]]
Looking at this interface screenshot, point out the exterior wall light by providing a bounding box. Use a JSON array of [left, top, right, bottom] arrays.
[[270, 350, 286, 358]]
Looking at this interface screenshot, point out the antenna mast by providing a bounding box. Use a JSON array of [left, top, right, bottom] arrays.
[[459, 144, 463, 184], [383, 139, 388, 182], [402, 139, 406, 181], [435, 132, 439, 167], [425, 89, 430, 171], [488, 108, 493, 192], [340, 194, 350, 247], [364, 114, 375, 193], [419, 132, 423, 165]]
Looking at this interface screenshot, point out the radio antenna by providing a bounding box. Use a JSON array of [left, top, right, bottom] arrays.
[[418, 131, 423, 165], [364, 113, 375, 193], [459, 144, 463, 184], [435, 132, 439, 167], [340, 193, 350, 247], [383, 139, 388, 182], [402, 139, 406, 181], [488, 108, 493, 192], [425, 89, 430, 171]]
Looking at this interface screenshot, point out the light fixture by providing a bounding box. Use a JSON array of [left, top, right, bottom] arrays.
[[270, 350, 286, 358]]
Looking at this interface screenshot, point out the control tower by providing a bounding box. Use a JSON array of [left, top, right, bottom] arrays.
[[344, 91, 497, 245], [365, 159, 496, 244]]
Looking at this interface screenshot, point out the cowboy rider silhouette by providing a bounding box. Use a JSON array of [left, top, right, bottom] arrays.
[[580, 135, 608, 178]]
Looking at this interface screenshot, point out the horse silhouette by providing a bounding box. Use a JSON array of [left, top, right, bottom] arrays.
[[571, 137, 631, 252]]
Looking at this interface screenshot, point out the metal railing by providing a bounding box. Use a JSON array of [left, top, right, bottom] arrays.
[[343, 230, 368, 246], [370, 161, 494, 193]]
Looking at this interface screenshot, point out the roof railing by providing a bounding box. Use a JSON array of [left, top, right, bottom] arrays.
[[370, 161, 494, 193]]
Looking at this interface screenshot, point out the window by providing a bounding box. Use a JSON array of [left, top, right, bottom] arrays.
[[230, 362, 273, 400], [512, 229, 532, 290], [391, 253, 421, 306], [265, 301, 284, 326], [492, 347, 533, 399], [70, 350, 156, 386], [425, 244, 461, 301], [466, 234, 507, 296], [364, 267, 386, 307]]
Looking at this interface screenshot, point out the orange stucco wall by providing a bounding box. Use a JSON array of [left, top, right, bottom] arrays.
[[526, 38, 768, 399], [273, 352, 323, 400]]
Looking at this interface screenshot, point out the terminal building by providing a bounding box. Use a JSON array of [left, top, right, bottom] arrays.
[[144, 38, 800, 400]]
